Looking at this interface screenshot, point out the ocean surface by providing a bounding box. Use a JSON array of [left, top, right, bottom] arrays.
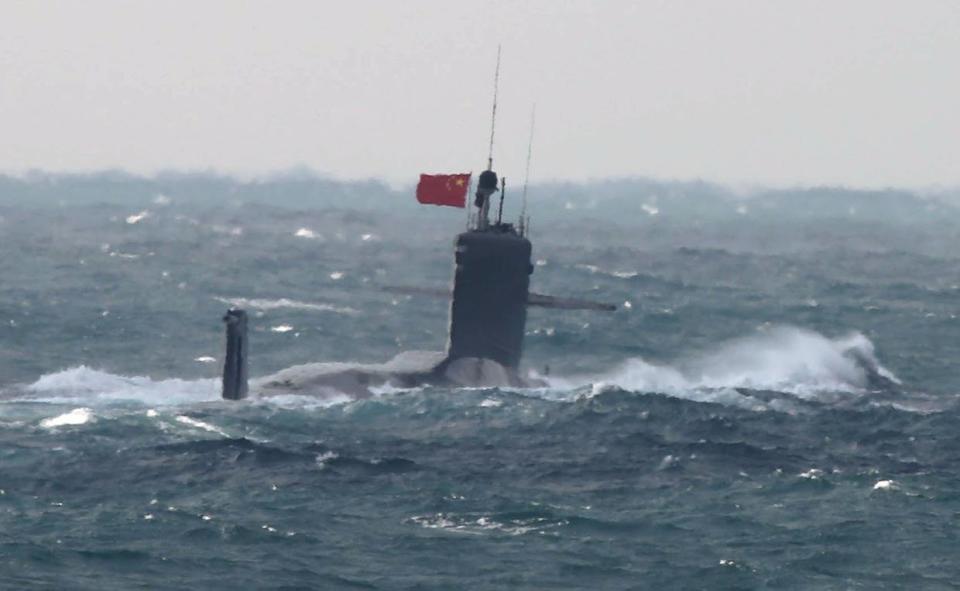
[[2, 176, 960, 589]]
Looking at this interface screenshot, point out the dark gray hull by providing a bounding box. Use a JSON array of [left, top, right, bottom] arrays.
[[254, 351, 541, 399]]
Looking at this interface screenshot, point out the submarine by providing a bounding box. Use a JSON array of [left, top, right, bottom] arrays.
[[221, 163, 615, 400], [220, 56, 615, 400]]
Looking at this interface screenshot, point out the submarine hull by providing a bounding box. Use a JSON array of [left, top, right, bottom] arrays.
[[253, 351, 543, 399]]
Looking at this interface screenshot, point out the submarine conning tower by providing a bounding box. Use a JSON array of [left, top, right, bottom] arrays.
[[444, 168, 534, 371]]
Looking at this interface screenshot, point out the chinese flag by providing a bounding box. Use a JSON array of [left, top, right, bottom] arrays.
[[416, 173, 471, 208]]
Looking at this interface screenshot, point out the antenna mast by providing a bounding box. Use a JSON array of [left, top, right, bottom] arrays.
[[520, 104, 536, 233], [487, 45, 501, 170]]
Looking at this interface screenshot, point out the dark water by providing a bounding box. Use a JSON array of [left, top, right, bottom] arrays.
[[2, 183, 960, 589]]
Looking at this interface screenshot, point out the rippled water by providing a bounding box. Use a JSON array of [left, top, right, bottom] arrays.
[[2, 179, 960, 589]]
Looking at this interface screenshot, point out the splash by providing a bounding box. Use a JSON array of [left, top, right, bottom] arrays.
[[19, 367, 355, 411], [25, 366, 219, 406], [684, 327, 896, 395], [576, 326, 898, 404], [17, 327, 898, 412]]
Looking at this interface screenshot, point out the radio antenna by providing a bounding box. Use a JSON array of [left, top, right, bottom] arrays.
[[486, 45, 501, 170], [520, 103, 536, 226]]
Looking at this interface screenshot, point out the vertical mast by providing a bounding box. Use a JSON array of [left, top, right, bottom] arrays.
[[475, 47, 502, 231], [487, 45, 501, 171], [497, 177, 506, 225], [520, 104, 536, 236]]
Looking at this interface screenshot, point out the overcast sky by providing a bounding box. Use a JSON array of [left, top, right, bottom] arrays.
[[1, 0, 957, 188]]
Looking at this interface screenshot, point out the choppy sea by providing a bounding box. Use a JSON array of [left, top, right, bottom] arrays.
[[2, 177, 960, 589]]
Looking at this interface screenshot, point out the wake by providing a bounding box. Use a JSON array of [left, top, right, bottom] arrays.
[[11, 326, 900, 412]]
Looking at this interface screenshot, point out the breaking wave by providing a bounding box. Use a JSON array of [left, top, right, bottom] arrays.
[[571, 326, 899, 405], [23, 366, 220, 406], [40, 407, 94, 428], [18, 367, 355, 410]]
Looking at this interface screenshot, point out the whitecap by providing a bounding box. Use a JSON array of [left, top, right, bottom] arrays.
[[270, 394, 353, 410], [657, 454, 679, 470], [175, 415, 228, 437], [316, 451, 339, 469], [409, 513, 564, 536], [40, 407, 93, 428], [602, 326, 895, 399], [294, 228, 319, 239], [26, 366, 218, 406], [125, 210, 150, 224], [576, 263, 639, 280], [214, 296, 356, 315], [533, 326, 900, 411], [576, 264, 600, 274]]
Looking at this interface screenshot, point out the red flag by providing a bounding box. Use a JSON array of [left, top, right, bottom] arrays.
[[416, 173, 471, 208]]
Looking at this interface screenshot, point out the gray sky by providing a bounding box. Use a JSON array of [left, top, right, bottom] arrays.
[[2, 0, 958, 188]]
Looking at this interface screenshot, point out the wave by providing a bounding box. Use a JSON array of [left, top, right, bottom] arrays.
[[39, 407, 94, 428], [13, 326, 900, 413], [566, 326, 899, 406], [23, 366, 220, 406], [18, 366, 356, 410]]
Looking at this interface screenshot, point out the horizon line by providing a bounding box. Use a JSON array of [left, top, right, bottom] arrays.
[[1, 166, 957, 195]]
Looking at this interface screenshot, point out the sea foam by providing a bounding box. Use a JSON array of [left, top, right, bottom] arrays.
[[40, 407, 93, 428], [564, 326, 898, 405], [214, 296, 356, 315], [26, 367, 219, 406]]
